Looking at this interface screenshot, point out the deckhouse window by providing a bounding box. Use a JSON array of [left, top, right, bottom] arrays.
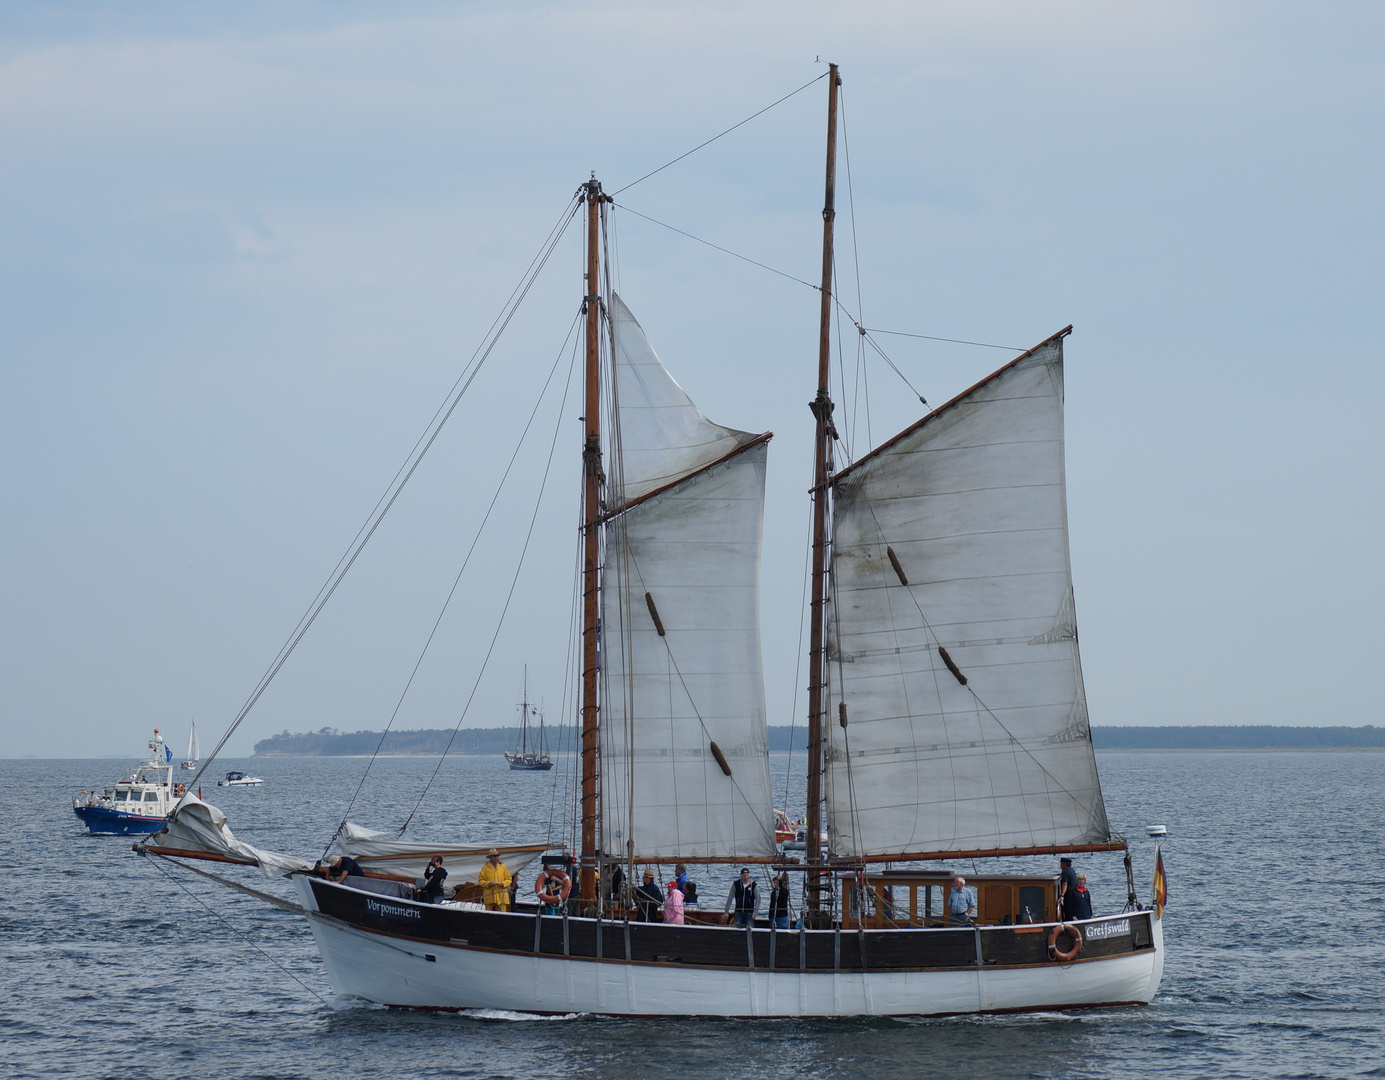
[[114, 790, 128, 801], [144, 791, 159, 802]]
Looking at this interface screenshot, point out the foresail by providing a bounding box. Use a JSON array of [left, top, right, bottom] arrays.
[[144, 798, 313, 877], [825, 334, 1111, 858], [609, 294, 762, 508], [600, 296, 775, 859]]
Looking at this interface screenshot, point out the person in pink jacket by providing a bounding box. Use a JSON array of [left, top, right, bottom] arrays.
[[663, 880, 685, 925]]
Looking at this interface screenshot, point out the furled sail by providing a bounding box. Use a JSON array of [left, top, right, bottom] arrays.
[[825, 333, 1111, 858], [335, 823, 547, 883], [143, 798, 313, 877], [600, 295, 776, 859]]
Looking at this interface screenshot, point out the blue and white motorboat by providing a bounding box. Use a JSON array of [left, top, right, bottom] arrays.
[[73, 729, 186, 835]]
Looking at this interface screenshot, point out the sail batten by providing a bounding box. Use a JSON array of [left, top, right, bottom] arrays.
[[825, 337, 1110, 859]]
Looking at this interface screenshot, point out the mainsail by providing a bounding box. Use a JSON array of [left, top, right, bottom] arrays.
[[825, 333, 1112, 858], [599, 295, 776, 859]]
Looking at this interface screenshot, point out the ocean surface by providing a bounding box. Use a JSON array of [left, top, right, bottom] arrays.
[[3, 750, 1382, 1080]]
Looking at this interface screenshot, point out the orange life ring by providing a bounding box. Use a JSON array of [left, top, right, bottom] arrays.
[[1047, 922, 1083, 962], [535, 869, 572, 906]]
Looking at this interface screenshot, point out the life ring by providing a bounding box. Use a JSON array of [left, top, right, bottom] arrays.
[[1047, 922, 1083, 962], [535, 869, 572, 906]]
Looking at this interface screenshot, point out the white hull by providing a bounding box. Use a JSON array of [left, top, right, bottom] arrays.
[[294, 878, 1163, 1017]]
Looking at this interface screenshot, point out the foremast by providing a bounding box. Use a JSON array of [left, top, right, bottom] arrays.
[[805, 63, 840, 913], [579, 175, 606, 904]]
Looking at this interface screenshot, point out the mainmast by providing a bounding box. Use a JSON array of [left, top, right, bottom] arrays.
[[805, 65, 839, 912], [579, 175, 605, 903]]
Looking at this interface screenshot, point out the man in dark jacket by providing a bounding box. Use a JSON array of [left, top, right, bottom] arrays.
[[418, 855, 447, 903], [1058, 857, 1078, 919], [328, 855, 364, 883], [635, 868, 665, 921], [725, 867, 758, 928]]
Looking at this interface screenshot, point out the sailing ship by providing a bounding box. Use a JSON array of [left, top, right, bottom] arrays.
[[504, 669, 553, 770], [181, 721, 200, 770], [140, 67, 1165, 1017]]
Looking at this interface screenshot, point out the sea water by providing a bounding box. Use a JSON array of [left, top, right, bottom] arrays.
[[2, 751, 1382, 1080]]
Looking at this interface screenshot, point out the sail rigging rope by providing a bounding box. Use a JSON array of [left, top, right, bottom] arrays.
[[839, 85, 873, 458], [324, 306, 586, 852], [187, 193, 583, 796], [610, 201, 820, 291], [611, 71, 829, 197], [396, 309, 583, 835], [611, 201, 1019, 411], [141, 853, 329, 1006]]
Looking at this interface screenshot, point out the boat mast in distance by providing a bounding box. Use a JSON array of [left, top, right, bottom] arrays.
[[506, 667, 553, 770], [805, 62, 839, 918]]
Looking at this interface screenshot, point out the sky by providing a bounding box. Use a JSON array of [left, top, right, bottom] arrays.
[[2, 1, 1382, 759]]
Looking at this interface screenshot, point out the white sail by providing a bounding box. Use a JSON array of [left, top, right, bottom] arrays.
[[825, 335, 1111, 858], [608, 294, 762, 507], [186, 722, 199, 761], [600, 296, 775, 859]]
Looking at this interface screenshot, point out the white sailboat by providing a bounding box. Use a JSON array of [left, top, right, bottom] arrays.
[[181, 721, 199, 771], [140, 67, 1165, 1017]]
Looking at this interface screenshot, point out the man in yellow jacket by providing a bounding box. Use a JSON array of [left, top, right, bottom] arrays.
[[479, 849, 512, 911]]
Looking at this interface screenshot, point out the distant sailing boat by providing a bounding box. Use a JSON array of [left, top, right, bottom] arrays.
[[504, 670, 553, 771], [181, 721, 199, 771]]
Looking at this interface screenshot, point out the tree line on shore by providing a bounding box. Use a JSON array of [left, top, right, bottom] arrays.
[[254, 724, 1384, 756]]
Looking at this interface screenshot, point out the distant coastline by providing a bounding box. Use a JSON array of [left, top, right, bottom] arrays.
[[253, 724, 1385, 756]]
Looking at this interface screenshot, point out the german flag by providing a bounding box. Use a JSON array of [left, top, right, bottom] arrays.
[[1152, 844, 1168, 919]]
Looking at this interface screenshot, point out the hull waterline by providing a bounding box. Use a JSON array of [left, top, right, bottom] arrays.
[[294, 877, 1163, 1017], [74, 805, 167, 835]]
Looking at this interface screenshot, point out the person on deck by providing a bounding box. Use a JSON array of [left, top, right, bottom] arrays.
[[768, 872, 792, 930], [664, 880, 685, 925], [418, 855, 448, 903], [535, 863, 572, 915], [479, 849, 513, 911], [328, 855, 364, 883], [1072, 872, 1093, 920], [635, 868, 665, 921], [1058, 857, 1078, 920], [948, 876, 976, 925], [725, 867, 759, 928]]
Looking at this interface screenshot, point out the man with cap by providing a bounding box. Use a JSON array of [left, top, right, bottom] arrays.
[[634, 867, 665, 922], [478, 848, 513, 911], [724, 867, 758, 928], [1058, 857, 1078, 920]]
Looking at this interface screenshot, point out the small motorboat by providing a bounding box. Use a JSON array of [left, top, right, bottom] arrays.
[[217, 771, 264, 787]]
